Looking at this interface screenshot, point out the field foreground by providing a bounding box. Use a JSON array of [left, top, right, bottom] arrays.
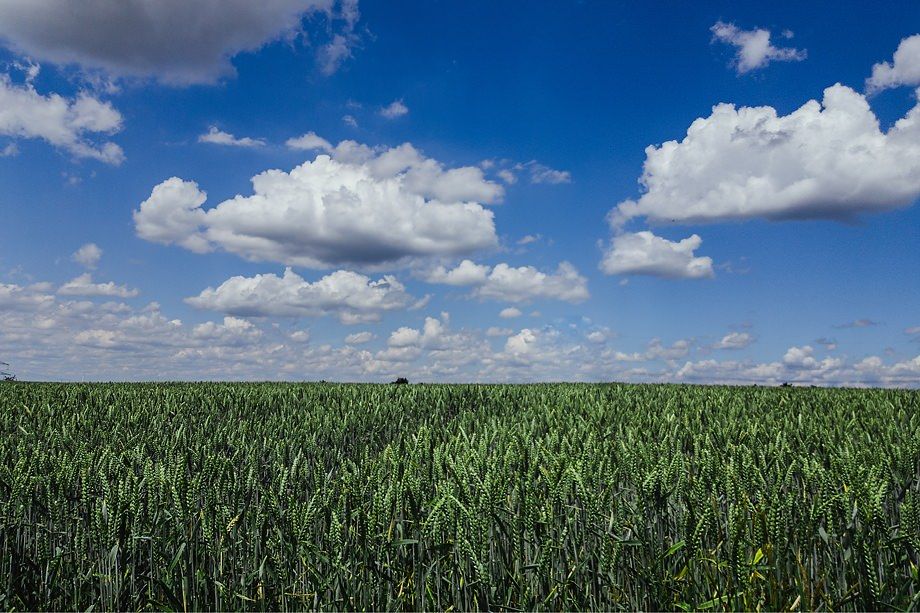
[[2, 382, 919, 610]]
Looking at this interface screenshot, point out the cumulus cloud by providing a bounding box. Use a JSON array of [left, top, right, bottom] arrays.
[[58, 273, 139, 298], [0, 0, 360, 84], [198, 126, 265, 148], [600, 231, 714, 279], [866, 34, 920, 93], [610, 84, 920, 227], [615, 338, 692, 363], [134, 140, 502, 268], [186, 267, 415, 324], [379, 99, 408, 119], [3, 268, 919, 386], [0, 282, 56, 311], [0, 74, 124, 163], [710, 21, 806, 74], [285, 131, 333, 151], [425, 260, 589, 303], [192, 317, 262, 344], [499, 307, 522, 319], [71, 243, 102, 269], [714, 331, 754, 350]]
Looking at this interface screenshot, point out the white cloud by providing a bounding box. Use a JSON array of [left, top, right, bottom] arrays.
[[866, 34, 920, 93], [192, 317, 262, 345], [505, 328, 538, 355], [517, 234, 540, 246], [3, 269, 920, 387], [379, 99, 408, 119], [58, 273, 139, 298], [387, 315, 446, 348], [615, 338, 692, 363], [497, 169, 517, 184], [526, 163, 571, 185], [285, 131, 333, 151], [71, 243, 102, 269], [714, 331, 753, 350], [601, 231, 714, 279], [1, 143, 18, 157], [345, 331, 374, 344], [133, 178, 212, 253], [499, 307, 522, 319], [0, 282, 55, 311], [0, 0, 359, 84], [710, 21, 806, 74], [316, 0, 360, 76], [425, 260, 589, 303], [134, 140, 502, 268], [610, 84, 920, 227], [906, 326, 920, 336], [342, 115, 358, 127], [186, 267, 415, 324], [198, 126, 265, 148], [424, 259, 490, 286], [0, 74, 124, 163]]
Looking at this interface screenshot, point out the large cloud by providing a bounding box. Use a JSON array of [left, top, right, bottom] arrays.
[[610, 84, 920, 227], [600, 231, 713, 279], [866, 34, 920, 93], [425, 260, 589, 303], [186, 267, 416, 324], [0, 74, 123, 163], [0, 0, 358, 84], [134, 142, 501, 268]]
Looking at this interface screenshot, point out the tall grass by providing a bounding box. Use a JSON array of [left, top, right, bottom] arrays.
[[1, 382, 918, 610]]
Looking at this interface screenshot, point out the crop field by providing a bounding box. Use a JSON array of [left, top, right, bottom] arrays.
[[1, 382, 919, 611]]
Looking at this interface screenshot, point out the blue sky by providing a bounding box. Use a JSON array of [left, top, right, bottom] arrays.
[[1, 0, 918, 384]]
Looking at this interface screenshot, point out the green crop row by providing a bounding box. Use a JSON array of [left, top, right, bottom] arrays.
[[1, 382, 918, 610]]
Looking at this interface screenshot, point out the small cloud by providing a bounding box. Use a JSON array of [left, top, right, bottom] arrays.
[[380, 99, 409, 119], [710, 21, 806, 74], [601, 231, 714, 279], [516, 234, 540, 246], [497, 169, 517, 184], [285, 131, 333, 152], [198, 126, 265, 148], [71, 243, 102, 269], [499, 307, 522, 319], [527, 162, 571, 185], [345, 331, 375, 344], [713, 331, 753, 350], [834, 318, 879, 329], [342, 114, 358, 128], [814, 337, 838, 351], [1, 143, 18, 157]]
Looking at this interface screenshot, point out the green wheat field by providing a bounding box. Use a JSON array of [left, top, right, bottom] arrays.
[[2, 382, 919, 611]]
